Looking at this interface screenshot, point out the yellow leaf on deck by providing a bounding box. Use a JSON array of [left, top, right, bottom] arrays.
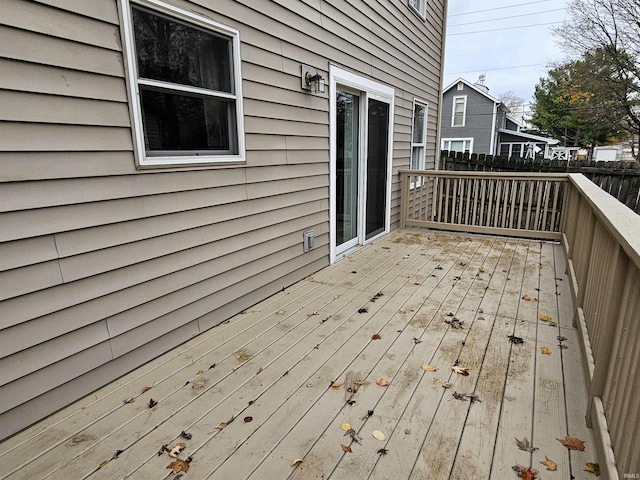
[[340, 423, 352, 431], [541, 346, 552, 355], [540, 456, 558, 471], [330, 382, 343, 388], [372, 430, 386, 441], [421, 364, 438, 372]]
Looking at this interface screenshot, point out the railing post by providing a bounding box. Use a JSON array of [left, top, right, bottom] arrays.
[[400, 170, 408, 229]]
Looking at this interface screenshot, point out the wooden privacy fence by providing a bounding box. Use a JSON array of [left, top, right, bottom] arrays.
[[399, 170, 567, 240], [441, 150, 640, 214]]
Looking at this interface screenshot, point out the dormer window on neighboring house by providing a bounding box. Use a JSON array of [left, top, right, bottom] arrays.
[[408, 0, 427, 19], [457, 82, 463, 91], [452, 95, 466, 127]]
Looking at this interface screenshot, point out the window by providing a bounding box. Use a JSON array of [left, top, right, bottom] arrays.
[[452, 95, 467, 127], [410, 100, 427, 170], [121, 0, 245, 167], [442, 138, 473, 153], [408, 0, 427, 18], [456, 82, 464, 91]]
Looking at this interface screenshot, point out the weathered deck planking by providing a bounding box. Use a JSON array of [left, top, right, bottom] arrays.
[[0, 230, 597, 480]]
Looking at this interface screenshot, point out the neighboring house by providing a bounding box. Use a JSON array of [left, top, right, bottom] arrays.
[[0, 0, 446, 440], [440, 77, 558, 158]]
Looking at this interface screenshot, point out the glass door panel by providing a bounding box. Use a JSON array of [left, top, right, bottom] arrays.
[[336, 90, 359, 248], [365, 98, 389, 240]]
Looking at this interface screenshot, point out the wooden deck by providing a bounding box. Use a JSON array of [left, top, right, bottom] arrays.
[[0, 229, 599, 480]]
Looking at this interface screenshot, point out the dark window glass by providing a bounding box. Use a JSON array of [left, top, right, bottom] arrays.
[[140, 89, 234, 152], [132, 7, 232, 93]]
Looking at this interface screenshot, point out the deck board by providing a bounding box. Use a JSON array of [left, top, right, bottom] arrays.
[[0, 229, 598, 480]]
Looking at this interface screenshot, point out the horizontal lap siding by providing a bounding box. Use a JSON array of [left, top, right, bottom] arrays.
[[0, 0, 443, 440]]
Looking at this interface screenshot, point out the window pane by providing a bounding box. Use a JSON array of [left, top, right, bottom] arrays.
[[450, 140, 464, 152], [133, 7, 232, 93], [500, 144, 510, 156], [140, 89, 235, 152], [453, 98, 465, 126], [411, 147, 424, 170], [412, 104, 425, 143]]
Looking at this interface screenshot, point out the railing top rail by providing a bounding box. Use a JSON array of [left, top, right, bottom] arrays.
[[399, 169, 570, 181], [568, 173, 640, 270]]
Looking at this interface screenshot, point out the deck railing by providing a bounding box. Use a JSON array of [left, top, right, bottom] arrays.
[[399, 170, 568, 240], [400, 170, 640, 479]]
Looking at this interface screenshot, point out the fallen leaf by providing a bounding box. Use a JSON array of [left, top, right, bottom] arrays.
[[377, 448, 389, 455], [584, 462, 600, 475], [557, 335, 567, 342], [538, 314, 553, 322], [291, 458, 304, 467], [557, 435, 586, 451], [372, 430, 386, 441], [167, 459, 190, 474], [256, 367, 263, 374], [344, 428, 362, 444], [148, 398, 158, 408], [514, 436, 538, 453], [541, 346, 552, 355], [196, 370, 204, 375], [540, 456, 557, 471], [465, 393, 481, 403], [99, 460, 109, 468], [180, 431, 192, 440], [141, 386, 152, 393], [412, 337, 422, 344], [341, 444, 352, 453], [169, 442, 187, 458], [522, 294, 531, 301], [376, 378, 389, 386], [371, 333, 382, 340], [508, 335, 524, 345], [399, 309, 407, 314], [452, 366, 469, 376], [124, 397, 135, 404], [421, 363, 438, 372], [330, 382, 343, 388], [243, 416, 253, 423], [452, 391, 467, 401], [340, 423, 352, 431], [216, 422, 227, 430], [442, 382, 452, 389], [358, 308, 368, 314], [558, 343, 568, 349], [520, 467, 538, 480]]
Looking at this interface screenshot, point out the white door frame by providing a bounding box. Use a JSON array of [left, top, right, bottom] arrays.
[[329, 65, 395, 263]]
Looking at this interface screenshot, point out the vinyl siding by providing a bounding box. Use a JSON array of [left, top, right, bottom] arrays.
[[440, 83, 497, 154], [0, 0, 445, 440]]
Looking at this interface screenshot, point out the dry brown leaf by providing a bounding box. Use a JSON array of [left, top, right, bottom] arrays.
[[452, 366, 469, 376], [124, 397, 135, 404], [442, 382, 452, 389], [244, 416, 253, 423], [169, 442, 186, 458], [256, 367, 263, 374], [541, 346, 552, 355], [330, 382, 343, 388], [540, 456, 557, 471], [520, 467, 537, 480], [141, 386, 152, 393], [399, 309, 407, 314], [216, 422, 228, 430], [291, 458, 304, 467], [421, 363, 438, 372], [376, 378, 389, 386], [341, 444, 352, 453], [522, 294, 531, 301], [557, 435, 586, 451], [371, 333, 382, 340], [196, 369, 204, 375], [167, 459, 190, 474], [514, 436, 538, 453], [99, 459, 109, 468]]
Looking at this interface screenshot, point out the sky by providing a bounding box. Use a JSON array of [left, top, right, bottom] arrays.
[[444, 0, 571, 119]]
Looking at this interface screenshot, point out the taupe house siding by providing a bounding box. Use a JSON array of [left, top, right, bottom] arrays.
[[0, 0, 445, 440]]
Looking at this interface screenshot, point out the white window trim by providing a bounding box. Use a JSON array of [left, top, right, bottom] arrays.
[[408, 0, 427, 19], [441, 138, 474, 154], [451, 95, 467, 128], [410, 98, 428, 171], [119, 0, 246, 168]]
